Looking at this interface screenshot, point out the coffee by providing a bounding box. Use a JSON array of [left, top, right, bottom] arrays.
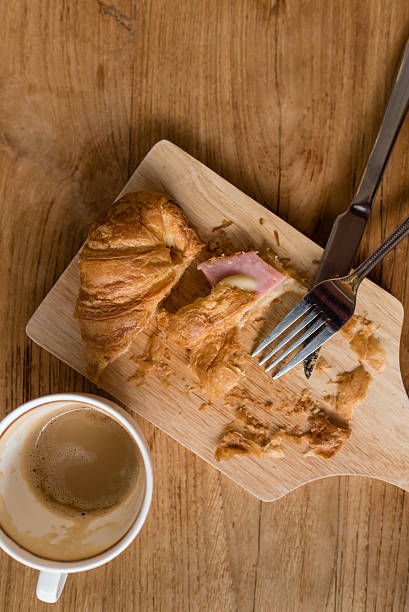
[[0, 401, 145, 561], [28, 408, 139, 518]]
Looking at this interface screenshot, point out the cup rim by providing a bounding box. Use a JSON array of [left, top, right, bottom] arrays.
[[0, 393, 153, 573]]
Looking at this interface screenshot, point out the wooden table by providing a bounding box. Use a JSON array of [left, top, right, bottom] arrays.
[[1, 1, 409, 610]]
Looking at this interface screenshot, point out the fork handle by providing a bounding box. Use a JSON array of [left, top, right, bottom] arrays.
[[348, 213, 409, 290]]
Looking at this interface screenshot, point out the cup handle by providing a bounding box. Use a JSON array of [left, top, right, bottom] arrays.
[[36, 570, 68, 603]]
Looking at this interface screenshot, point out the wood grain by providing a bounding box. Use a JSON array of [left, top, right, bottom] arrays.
[[26, 140, 409, 501], [1, 0, 409, 610]]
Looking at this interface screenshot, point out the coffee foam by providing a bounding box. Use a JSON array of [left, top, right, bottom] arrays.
[[28, 408, 139, 518]]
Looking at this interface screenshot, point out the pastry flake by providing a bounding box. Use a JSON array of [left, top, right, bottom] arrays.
[[304, 410, 351, 459], [348, 317, 386, 372], [215, 409, 284, 461], [325, 365, 372, 422], [216, 386, 353, 461]]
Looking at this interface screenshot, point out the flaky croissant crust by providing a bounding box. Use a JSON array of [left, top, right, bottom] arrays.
[[75, 191, 203, 382]]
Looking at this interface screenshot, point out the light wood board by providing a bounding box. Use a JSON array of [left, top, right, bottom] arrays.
[[26, 140, 409, 501]]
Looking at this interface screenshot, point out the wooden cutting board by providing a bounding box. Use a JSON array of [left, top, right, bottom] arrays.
[[26, 140, 409, 502]]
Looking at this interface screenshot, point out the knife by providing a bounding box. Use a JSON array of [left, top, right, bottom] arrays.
[[303, 37, 409, 378]]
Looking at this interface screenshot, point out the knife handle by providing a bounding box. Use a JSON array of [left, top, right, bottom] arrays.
[[350, 38, 409, 217]]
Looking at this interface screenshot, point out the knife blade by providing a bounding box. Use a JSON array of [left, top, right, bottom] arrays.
[[303, 37, 409, 378]]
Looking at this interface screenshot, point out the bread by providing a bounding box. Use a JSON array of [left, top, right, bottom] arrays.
[[157, 284, 256, 398], [157, 284, 257, 347], [74, 191, 203, 382], [158, 252, 305, 400]]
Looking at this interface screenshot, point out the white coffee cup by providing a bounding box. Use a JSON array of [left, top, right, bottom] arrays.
[[0, 393, 153, 603]]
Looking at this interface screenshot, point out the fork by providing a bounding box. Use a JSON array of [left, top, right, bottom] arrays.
[[252, 213, 409, 379]]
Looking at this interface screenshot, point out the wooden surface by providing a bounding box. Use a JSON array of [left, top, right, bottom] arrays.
[[1, 1, 409, 610], [27, 140, 409, 501]]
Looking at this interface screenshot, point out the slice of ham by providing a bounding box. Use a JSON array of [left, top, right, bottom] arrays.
[[198, 252, 285, 295]]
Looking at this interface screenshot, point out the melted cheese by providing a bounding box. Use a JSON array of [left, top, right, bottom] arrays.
[[217, 274, 257, 291]]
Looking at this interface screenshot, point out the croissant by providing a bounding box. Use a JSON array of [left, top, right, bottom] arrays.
[[157, 284, 256, 399], [75, 191, 203, 382], [158, 252, 304, 399]]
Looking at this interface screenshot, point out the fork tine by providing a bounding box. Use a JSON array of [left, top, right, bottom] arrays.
[[264, 317, 326, 372], [259, 309, 320, 366], [272, 325, 335, 379], [251, 298, 313, 357]]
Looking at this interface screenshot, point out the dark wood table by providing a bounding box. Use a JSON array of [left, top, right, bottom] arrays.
[[1, 1, 409, 610]]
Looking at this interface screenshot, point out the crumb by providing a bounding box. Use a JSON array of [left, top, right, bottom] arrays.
[[341, 315, 386, 372], [326, 365, 372, 422], [273, 230, 280, 247], [217, 386, 352, 461], [199, 403, 212, 411], [304, 410, 351, 459], [281, 426, 304, 443], [206, 236, 237, 256], [225, 388, 276, 414], [224, 388, 252, 408], [215, 430, 279, 460], [350, 329, 386, 372], [215, 409, 284, 461], [224, 388, 264, 412], [292, 389, 316, 414], [272, 387, 318, 415], [206, 240, 224, 256], [259, 218, 265, 226], [212, 219, 233, 232], [340, 315, 360, 341]]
